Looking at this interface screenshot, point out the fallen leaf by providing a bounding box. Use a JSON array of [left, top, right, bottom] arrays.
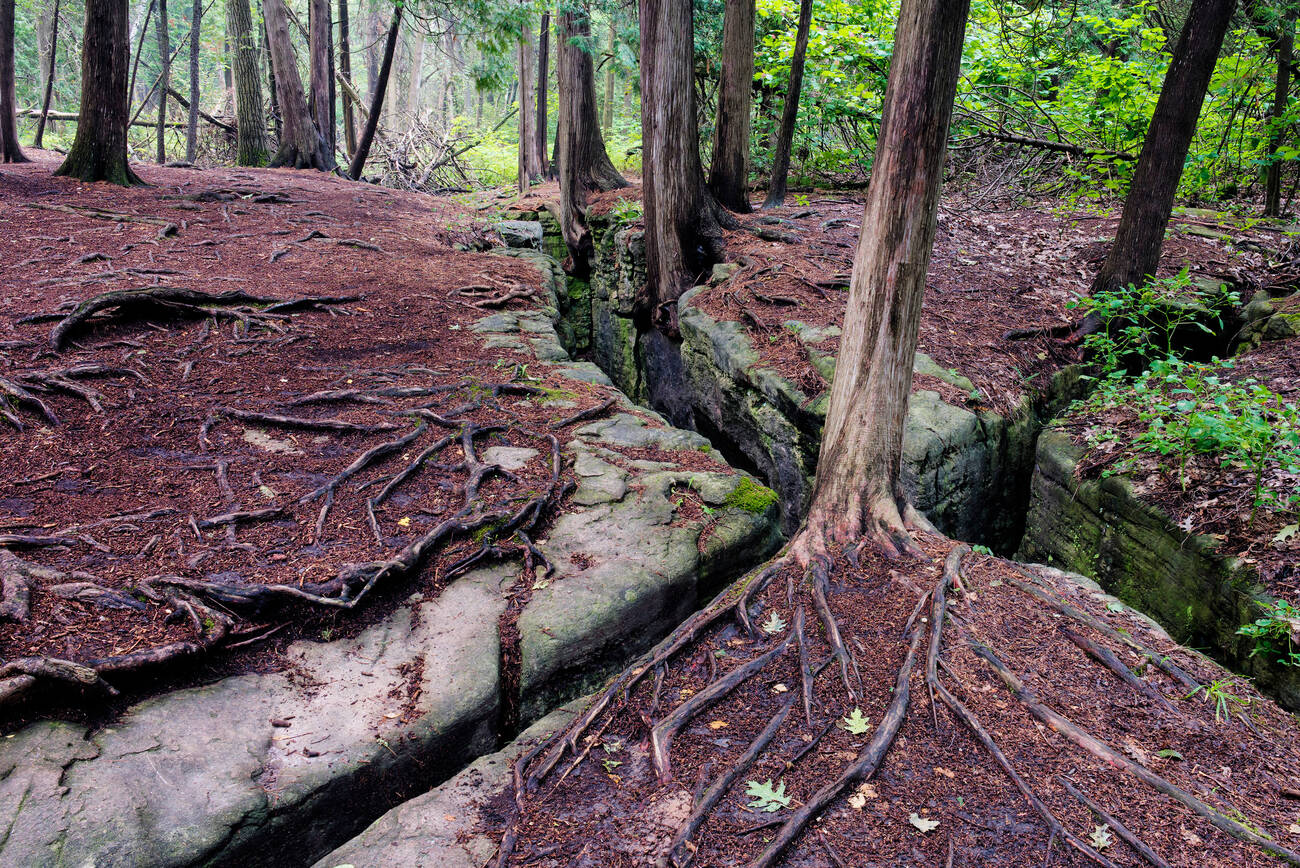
[[772, 683, 789, 694], [933, 767, 955, 779], [397, 516, 412, 527], [708, 720, 729, 730], [908, 813, 940, 833], [1089, 825, 1113, 850]]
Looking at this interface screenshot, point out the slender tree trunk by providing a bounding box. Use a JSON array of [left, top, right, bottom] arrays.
[[762, 0, 812, 209], [0, 0, 25, 162], [557, 4, 627, 263], [56, 0, 141, 182], [638, 0, 729, 331], [798, 0, 970, 559], [536, 10, 549, 177], [1266, 14, 1294, 217], [264, 0, 334, 169], [347, 1, 398, 179], [708, 0, 754, 212], [128, 0, 155, 107], [517, 21, 542, 191], [1091, 0, 1237, 297], [155, 0, 170, 162], [308, 0, 333, 151], [337, 0, 357, 156], [34, 0, 61, 148], [186, 0, 201, 160], [404, 26, 424, 128], [263, 14, 281, 139], [602, 18, 614, 132], [226, 0, 268, 164], [366, 0, 379, 99]]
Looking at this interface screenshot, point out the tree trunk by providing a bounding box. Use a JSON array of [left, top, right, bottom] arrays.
[[185, 0, 201, 161], [264, 0, 334, 169], [1266, 14, 1294, 217], [762, 0, 812, 209], [798, 0, 970, 559], [517, 21, 543, 191], [602, 18, 614, 132], [707, 0, 754, 212], [1091, 0, 1237, 297], [226, 0, 268, 165], [56, 0, 141, 182], [308, 0, 333, 151], [263, 14, 281, 139], [337, 0, 357, 157], [33, 0, 61, 149], [346, 1, 398, 179], [155, 0, 170, 162], [557, 4, 627, 264], [366, 0, 379, 99], [536, 10, 549, 177], [405, 26, 424, 128], [0, 0, 25, 162], [638, 0, 728, 332]]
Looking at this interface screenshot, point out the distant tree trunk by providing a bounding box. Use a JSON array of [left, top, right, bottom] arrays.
[[708, 0, 754, 212], [264, 0, 334, 169], [263, 15, 281, 139], [308, 0, 333, 151], [56, 0, 141, 182], [405, 26, 424, 128], [347, 1, 399, 179], [557, 4, 627, 262], [638, 0, 729, 332], [227, 0, 268, 164], [517, 22, 543, 191], [762, 0, 812, 209], [1090, 0, 1237, 300], [0, 0, 25, 162], [1265, 14, 1294, 217], [185, 0, 201, 160], [536, 10, 549, 177], [602, 18, 614, 132], [337, 0, 357, 156], [797, 0, 970, 558], [366, 0, 379, 99], [33, 0, 60, 148], [155, 0, 170, 162]]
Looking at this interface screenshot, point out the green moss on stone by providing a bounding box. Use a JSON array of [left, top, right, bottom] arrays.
[[724, 477, 779, 514]]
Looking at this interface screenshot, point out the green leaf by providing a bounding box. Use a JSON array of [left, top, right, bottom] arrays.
[[841, 708, 871, 735], [745, 779, 792, 812], [1156, 749, 1184, 760]]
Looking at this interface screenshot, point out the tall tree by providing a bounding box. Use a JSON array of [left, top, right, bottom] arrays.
[[556, 1, 627, 262], [761, 0, 812, 209], [536, 10, 549, 177], [1266, 12, 1295, 216], [0, 0, 26, 162], [226, 0, 268, 164], [264, 0, 334, 168], [517, 20, 543, 190], [347, 0, 400, 179], [337, 0, 357, 157], [796, 0, 970, 558], [637, 0, 729, 331], [308, 0, 334, 152], [707, 0, 755, 212], [1090, 0, 1237, 298], [263, 15, 281, 139], [56, 0, 141, 182], [185, 0, 201, 160], [155, 0, 170, 162], [33, 0, 61, 149]]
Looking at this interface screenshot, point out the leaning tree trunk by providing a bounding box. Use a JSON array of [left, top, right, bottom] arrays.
[[264, 0, 334, 169], [1090, 0, 1237, 297], [536, 10, 549, 178], [337, 0, 357, 157], [226, 0, 268, 165], [762, 0, 812, 209], [638, 0, 728, 332], [56, 0, 141, 182], [185, 0, 200, 161], [0, 0, 27, 162], [797, 0, 970, 560], [1265, 14, 1294, 217], [517, 21, 543, 191], [33, 0, 60, 149], [707, 0, 755, 212], [346, 1, 399, 179], [308, 0, 333, 152], [154, 0, 169, 162], [557, 5, 627, 264]]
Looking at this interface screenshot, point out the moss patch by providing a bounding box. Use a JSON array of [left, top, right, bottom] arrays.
[[724, 477, 779, 515]]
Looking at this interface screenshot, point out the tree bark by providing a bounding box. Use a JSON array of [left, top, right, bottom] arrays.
[[0, 0, 26, 162], [155, 0, 170, 162], [557, 4, 627, 264], [33, 0, 60, 148], [308, 0, 333, 151], [56, 0, 141, 182], [226, 0, 268, 164], [186, 0, 201, 161], [1091, 0, 1237, 296], [517, 21, 543, 191], [638, 0, 728, 332], [762, 0, 812, 209], [337, 0, 357, 157], [1266, 14, 1294, 217], [264, 0, 334, 169], [798, 0, 970, 559], [536, 10, 549, 178], [707, 0, 754, 212], [346, 0, 399, 179]]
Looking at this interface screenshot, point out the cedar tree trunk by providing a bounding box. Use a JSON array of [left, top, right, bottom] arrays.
[[707, 0, 754, 212], [155, 0, 169, 162], [797, 0, 970, 560], [762, 0, 811, 209], [337, 0, 357, 156], [308, 0, 333, 151], [536, 11, 549, 178], [0, 0, 26, 162], [517, 21, 543, 191], [56, 0, 141, 183], [264, 0, 334, 169], [33, 0, 60, 149], [226, 0, 268, 165], [347, 0, 399, 179], [1266, 14, 1294, 217], [185, 0, 200, 161]]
